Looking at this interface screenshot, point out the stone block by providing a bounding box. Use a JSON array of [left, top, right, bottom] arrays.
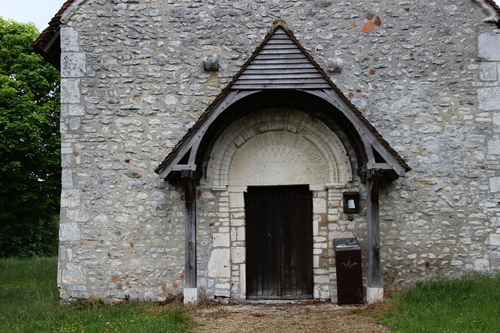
[[474, 259, 490, 271], [61, 53, 86, 77], [478, 87, 500, 111], [60, 223, 80, 241], [213, 233, 230, 247], [366, 287, 383, 304], [239, 265, 246, 294], [478, 33, 500, 61], [494, 112, 500, 132], [61, 79, 80, 104], [313, 198, 327, 214], [61, 27, 79, 52], [61, 263, 86, 286], [203, 54, 218, 71], [231, 247, 245, 264], [491, 177, 500, 192], [183, 288, 199, 304], [488, 136, 500, 154], [61, 189, 80, 208], [69, 118, 81, 130], [490, 233, 500, 246], [208, 248, 230, 278], [68, 104, 85, 116], [62, 169, 73, 189], [479, 62, 498, 81]]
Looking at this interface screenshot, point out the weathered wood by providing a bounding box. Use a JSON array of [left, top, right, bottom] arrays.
[[157, 26, 408, 181], [318, 89, 407, 177], [238, 74, 324, 80], [243, 68, 319, 75], [232, 84, 331, 90], [157, 90, 251, 178], [245, 186, 313, 299], [246, 63, 316, 70], [366, 169, 383, 289], [249, 59, 311, 65], [182, 170, 197, 289]]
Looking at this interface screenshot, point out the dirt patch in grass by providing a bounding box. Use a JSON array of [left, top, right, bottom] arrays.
[[188, 300, 391, 333]]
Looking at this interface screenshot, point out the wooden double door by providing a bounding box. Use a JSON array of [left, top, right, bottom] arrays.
[[245, 185, 313, 299]]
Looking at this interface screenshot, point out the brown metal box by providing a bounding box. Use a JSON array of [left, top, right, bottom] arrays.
[[334, 238, 364, 305]]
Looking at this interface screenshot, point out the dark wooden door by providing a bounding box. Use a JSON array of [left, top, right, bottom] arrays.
[[245, 185, 313, 299]]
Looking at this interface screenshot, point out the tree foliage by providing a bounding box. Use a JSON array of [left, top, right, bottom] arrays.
[[0, 18, 60, 258]]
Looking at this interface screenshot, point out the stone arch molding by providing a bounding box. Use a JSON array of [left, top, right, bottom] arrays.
[[208, 109, 352, 187]]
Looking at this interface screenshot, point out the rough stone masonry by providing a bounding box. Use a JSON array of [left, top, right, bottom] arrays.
[[47, 0, 500, 302]]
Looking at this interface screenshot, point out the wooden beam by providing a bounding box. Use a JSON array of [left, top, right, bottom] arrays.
[[182, 170, 197, 289], [158, 90, 252, 179], [366, 168, 383, 289]]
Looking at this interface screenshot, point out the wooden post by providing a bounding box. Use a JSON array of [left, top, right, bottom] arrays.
[[181, 170, 197, 289], [366, 168, 383, 302]]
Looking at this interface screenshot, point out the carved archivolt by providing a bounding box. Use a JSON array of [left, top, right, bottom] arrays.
[[208, 109, 352, 187]]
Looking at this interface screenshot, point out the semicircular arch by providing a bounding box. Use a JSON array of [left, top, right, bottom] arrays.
[[208, 108, 352, 187]]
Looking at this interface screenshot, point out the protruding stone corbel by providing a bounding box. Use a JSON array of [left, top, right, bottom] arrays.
[[326, 57, 344, 73], [203, 54, 219, 71]]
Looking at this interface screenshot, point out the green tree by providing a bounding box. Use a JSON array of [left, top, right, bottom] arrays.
[[0, 18, 60, 258]]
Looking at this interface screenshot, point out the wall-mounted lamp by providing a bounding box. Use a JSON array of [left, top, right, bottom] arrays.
[[343, 192, 360, 221]]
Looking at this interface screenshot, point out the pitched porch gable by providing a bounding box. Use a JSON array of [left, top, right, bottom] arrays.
[[155, 21, 410, 180]]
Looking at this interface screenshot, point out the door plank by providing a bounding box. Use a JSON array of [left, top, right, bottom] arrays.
[[245, 185, 313, 299]]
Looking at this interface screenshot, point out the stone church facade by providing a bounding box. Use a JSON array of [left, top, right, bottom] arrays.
[[33, 0, 500, 303]]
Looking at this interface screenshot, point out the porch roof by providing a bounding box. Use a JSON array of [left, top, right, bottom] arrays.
[[155, 21, 411, 181]]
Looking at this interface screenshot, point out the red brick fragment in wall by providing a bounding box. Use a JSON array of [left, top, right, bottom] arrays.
[[368, 21, 375, 30], [130, 242, 134, 248], [374, 16, 381, 26], [112, 275, 120, 281], [162, 286, 167, 290], [348, 92, 354, 98], [82, 189, 86, 192], [425, 262, 430, 268], [370, 69, 376, 75], [356, 89, 361, 93], [173, 284, 179, 289], [125, 159, 130, 163], [365, 12, 374, 20], [197, 190, 202, 199], [73, 151, 78, 157], [459, 64, 464, 70], [361, 24, 369, 33], [117, 283, 123, 289], [404, 8, 410, 12]]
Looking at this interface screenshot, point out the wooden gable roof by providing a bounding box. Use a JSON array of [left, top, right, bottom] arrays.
[[233, 26, 331, 90], [155, 21, 411, 180]]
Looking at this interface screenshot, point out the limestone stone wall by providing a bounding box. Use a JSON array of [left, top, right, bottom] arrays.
[[57, 0, 500, 301]]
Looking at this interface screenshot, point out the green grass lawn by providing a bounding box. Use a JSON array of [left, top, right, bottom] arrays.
[[0, 257, 193, 333], [381, 273, 500, 332]]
